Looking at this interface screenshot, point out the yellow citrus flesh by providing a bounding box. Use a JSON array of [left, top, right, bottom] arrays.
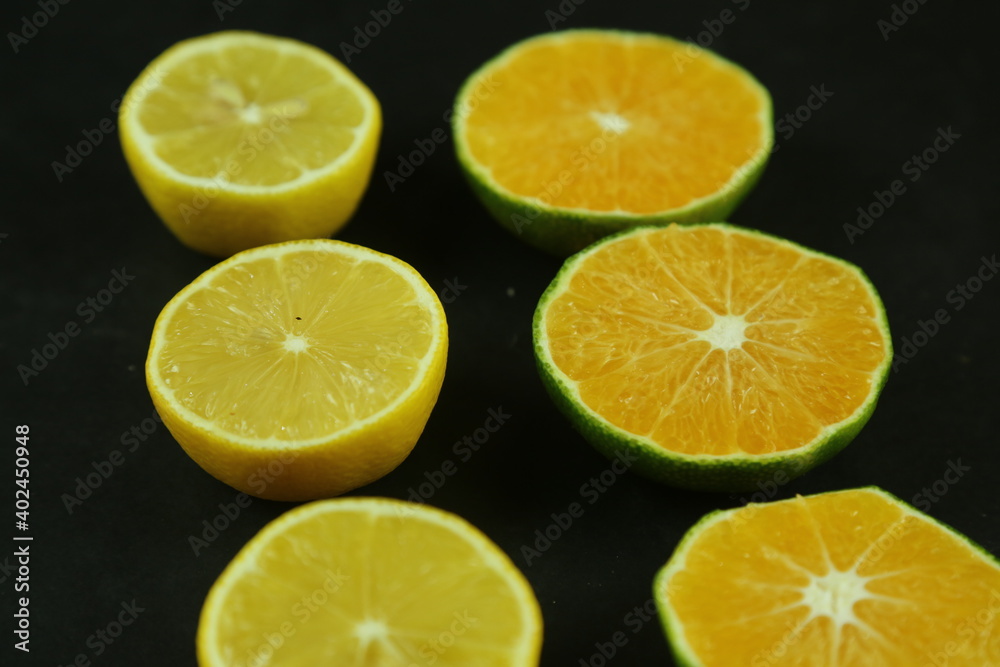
[[146, 239, 447, 501], [120, 31, 381, 257], [197, 498, 543, 666], [656, 488, 1000, 665], [542, 224, 890, 457]]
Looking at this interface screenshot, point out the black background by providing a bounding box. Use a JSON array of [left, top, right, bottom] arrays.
[[2, 0, 999, 665]]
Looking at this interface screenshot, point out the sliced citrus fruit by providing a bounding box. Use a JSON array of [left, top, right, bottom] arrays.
[[453, 29, 773, 256], [120, 30, 381, 257], [655, 487, 1000, 666], [146, 239, 447, 501], [197, 497, 543, 666], [533, 223, 891, 491]]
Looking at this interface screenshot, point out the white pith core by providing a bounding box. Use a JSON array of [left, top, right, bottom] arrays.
[[800, 568, 876, 627], [695, 313, 748, 351], [590, 111, 630, 134], [240, 102, 263, 124], [354, 618, 389, 641], [282, 334, 310, 353]]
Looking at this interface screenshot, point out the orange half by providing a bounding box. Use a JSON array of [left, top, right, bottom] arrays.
[[533, 224, 892, 491], [655, 488, 1000, 665], [454, 30, 773, 254]]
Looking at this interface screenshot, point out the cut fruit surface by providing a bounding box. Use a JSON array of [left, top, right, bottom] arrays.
[[453, 29, 773, 255], [655, 487, 1000, 666], [146, 239, 447, 500], [197, 498, 543, 666], [533, 224, 891, 491], [120, 31, 381, 256]]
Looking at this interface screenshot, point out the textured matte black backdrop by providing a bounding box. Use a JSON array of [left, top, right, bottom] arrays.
[[2, 0, 999, 664]]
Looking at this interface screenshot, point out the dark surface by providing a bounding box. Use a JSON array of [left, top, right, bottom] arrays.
[[2, 0, 999, 664]]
